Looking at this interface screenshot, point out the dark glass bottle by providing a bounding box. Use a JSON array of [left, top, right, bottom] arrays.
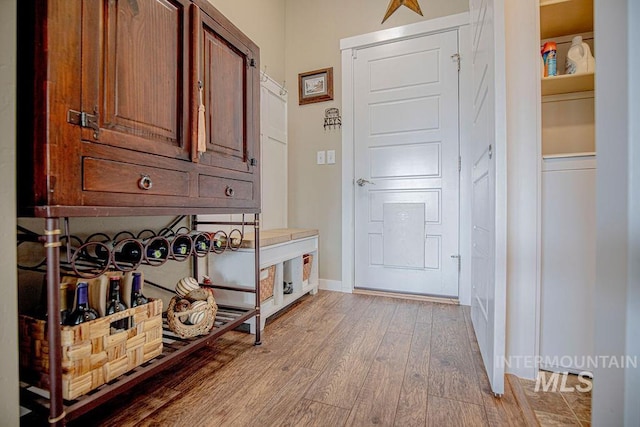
[[171, 235, 192, 259], [190, 232, 210, 256], [95, 240, 142, 264], [130, 272, 149, 307], [144, 237, 169, 261], [65, 282, 99, 326], [106, 277, 129, 330], [113, 240, 143, 264], [59, 283, 70, 325]]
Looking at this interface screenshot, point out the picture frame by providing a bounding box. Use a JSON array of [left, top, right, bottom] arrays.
[[298, 67, 334, 105]]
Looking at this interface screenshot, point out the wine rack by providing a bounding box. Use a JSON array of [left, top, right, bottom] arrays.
[[17, 214, 262, 425]]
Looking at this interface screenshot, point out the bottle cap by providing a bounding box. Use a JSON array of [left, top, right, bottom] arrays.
[[541, 41, 557, 54]]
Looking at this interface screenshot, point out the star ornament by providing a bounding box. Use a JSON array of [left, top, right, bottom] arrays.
[[382, 0, 424, 24]]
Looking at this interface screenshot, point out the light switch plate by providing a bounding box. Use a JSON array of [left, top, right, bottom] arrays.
[[317, 150, 326, 165], [327, 150, 336, 164]]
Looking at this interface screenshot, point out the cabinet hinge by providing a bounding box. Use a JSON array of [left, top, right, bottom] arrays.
[[67, 110, 100, 139], [249, 58, 257, 68], [249, 158, 257, 166]]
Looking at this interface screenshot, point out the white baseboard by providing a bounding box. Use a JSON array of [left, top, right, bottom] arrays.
[[319, 279, 350, 293]]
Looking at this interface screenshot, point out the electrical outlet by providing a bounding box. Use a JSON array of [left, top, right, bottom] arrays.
[[327, 150, 336, 164], [317, 150, 326, 165]]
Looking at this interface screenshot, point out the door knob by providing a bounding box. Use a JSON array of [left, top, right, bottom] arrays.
[[356, 178, 374, 187]]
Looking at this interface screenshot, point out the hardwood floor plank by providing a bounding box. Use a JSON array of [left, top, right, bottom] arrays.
[[148, 356, 295, 426], [304, 299, 397, 408], [286, 399, 351, 427], [429, 305, 483, 405], [426, 395, 488, 427], [345, 331, 413, 426], [244, 368, 319, 427], [415, 301, 435, 324], [462, 308, 532, 427], [386, 301, 419, 335], [76, 384, 180, 427], [300, 296, 376, 372], [394, 321, 432, 426]]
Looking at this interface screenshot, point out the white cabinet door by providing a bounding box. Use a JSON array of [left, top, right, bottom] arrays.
[[540, 155, 596, 374]]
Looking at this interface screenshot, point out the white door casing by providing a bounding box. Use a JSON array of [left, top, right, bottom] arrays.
[[469, 0, 507, 395], [353, 30, 461, 297]]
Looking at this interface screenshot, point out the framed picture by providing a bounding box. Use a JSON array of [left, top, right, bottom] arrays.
[[298, 67, 334, 105]]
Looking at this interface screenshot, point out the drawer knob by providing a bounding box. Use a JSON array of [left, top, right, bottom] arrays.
[[225, 186, 234, 197], [138, 174, 153, 190]]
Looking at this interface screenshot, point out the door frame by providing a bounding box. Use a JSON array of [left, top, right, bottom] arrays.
[[340, 12, 474, 304]]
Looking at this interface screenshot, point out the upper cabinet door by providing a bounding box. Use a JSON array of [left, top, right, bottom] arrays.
[[81, 0, 191, 160], [191, 3, 260, 175]]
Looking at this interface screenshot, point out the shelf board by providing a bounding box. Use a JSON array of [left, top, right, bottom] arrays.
[[541, 72, 594, 96], [540, 0, 593, 40]]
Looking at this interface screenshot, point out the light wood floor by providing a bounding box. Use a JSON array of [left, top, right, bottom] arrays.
[[74, 291, 538, 426]]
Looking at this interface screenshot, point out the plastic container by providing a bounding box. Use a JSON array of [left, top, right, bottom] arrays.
[[541, 42, 557, 77], [565, 36, 595, 75]]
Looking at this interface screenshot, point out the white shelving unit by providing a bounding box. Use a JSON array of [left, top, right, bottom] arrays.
[[539, 0, 596, 373], [205, 229, 319, 333]]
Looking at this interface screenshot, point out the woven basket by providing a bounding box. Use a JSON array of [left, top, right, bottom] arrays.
[[259, 265, 276, 302], [19, 299, 163, 401], [166, 295, 217, 338], [303, 254, 313, 282]]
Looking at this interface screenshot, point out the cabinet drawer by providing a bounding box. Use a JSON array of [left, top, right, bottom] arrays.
[[199, 174, 253, 201], [83, 158, 190, 197]]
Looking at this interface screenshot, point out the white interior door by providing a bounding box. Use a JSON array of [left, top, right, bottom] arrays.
[[469, 0, 507, 395], [353, 30, 460, 297]]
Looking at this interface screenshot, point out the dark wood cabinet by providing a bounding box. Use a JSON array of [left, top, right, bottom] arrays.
[[17, 0, 260, 217]]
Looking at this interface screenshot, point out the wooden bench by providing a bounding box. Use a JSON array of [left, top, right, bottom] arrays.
[[206, 228, 319, 333]]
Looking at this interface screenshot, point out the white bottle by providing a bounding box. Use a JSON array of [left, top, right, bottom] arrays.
[[565, 36, 595, 75]]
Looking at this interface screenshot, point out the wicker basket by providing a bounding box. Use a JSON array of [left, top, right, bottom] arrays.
[[166, 295, 217, 338], [259, 265, 276, 302], [303, 254, 313, 282], [18, 299, 163, 401]]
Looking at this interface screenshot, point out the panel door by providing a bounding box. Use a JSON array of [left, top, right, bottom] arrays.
[[469, 0, 507, 396], [195, 7, 259, 176], [353, 30, 460, 297], [81, 0, 191, 160]]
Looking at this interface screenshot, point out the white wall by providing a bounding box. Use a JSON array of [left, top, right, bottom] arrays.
[[592, 0, 640, 424], [625, 2, 640, 425], [0, 0, 19, 423], [206, 0, 286, 83]]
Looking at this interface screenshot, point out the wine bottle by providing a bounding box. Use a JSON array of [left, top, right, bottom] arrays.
[[106, 277, 129, 330], [94, 239, 143, 264], [190, 232, 211, 256], [170, 234, 192, 259], [112, 240, 143, 264], [59, 283, 70, 325], [144, 236, 169, 262], [65, 282, 99, 325], [130, 272, 149, 307]]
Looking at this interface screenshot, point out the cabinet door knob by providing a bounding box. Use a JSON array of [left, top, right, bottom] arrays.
[[138, 174, 153, 190], [225, 186, 235, 197]]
